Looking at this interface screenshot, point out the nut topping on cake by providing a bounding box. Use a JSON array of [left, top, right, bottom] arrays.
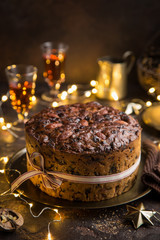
[[25, 102, 141, 154]]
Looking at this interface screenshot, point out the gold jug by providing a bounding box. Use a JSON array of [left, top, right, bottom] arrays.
[[96, 51, 135, 100]]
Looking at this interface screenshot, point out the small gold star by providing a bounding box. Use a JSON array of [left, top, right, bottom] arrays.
[[125, 203, 156, 229]]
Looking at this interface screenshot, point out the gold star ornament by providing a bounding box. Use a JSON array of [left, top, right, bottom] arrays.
[[125, 203, 157, 229]]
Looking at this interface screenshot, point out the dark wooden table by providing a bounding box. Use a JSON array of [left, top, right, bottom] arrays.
[[0, 82, 160, 240]]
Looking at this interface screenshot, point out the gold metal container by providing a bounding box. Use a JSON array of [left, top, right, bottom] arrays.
[[96, 51, 135, 100]]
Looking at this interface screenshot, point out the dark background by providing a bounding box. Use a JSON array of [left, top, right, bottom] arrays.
[[0, 0, 160, 92]]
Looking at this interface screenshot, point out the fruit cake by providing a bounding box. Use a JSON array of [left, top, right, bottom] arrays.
[[25, 101, 141, 201]]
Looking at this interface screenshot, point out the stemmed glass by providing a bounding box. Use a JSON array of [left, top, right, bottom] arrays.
[[5, 64, 37, 131], [41, 42, 69, 102]]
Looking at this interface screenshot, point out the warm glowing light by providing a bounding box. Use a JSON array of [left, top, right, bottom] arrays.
[[24, 112, 28, 118], [0, 156, 9, 163], [2, 125, 7, 130], [90, 80, 97, 87], [85, 91, 91, 98], [0, 169, 5, 173], [158, 143, 160, 150], [146, 101, 152, 107], [7, 66, 11, 70], [16, 74, 21, 79], [32, 96, 37, 102], [54, 209, 58, 214], [136, 104, 142, 110], [43, 72, 47, 78], [62, 91, 68, 96], [6, 123, 12, 129], [55, 83, 60, 90], [148, 87, 155, 94], [68, 85, 77, 94], [60, 73, 65, 80], [0, 117, 4, 123], [33, 73, 37, 81], [3, 157, 9, 163], [17, 100, 21, 105], [61, 91, 68, 100], [55, 60, 59, 66], [92, 88, 97, 94], [61, 96, 66, 101], [58, 53, 64, 61], [29, 203, 33, 208], [111, 91, 119, 101], [157, 95, 160, 101], [48, 231, 52, 240], [24, 81, 28, 87], [52, 101, 59, 107], [14, 193, 20, 198], [71, 85, 77, 91], [1, 95, 8, 102], [46, 59, 50, 64], [67, 88, 73, 94]]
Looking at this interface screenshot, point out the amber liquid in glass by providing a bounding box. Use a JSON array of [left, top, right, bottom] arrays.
[[9, 81, 35, 115], [43, 52, 66, 87]]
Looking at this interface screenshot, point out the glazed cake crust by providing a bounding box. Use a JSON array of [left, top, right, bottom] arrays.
[[25, 102, 141, 154]]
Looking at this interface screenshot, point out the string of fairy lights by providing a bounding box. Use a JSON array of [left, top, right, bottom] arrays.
[[0, 157, 61, 240]]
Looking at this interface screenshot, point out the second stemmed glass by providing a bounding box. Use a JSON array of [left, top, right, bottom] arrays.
[[41, 42, 69, 102], [5, 64, 37, 131]]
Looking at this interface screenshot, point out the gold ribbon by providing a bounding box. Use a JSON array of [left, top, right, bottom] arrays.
[[11, 152, 63, 193], [11, 151, 141, 193]]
